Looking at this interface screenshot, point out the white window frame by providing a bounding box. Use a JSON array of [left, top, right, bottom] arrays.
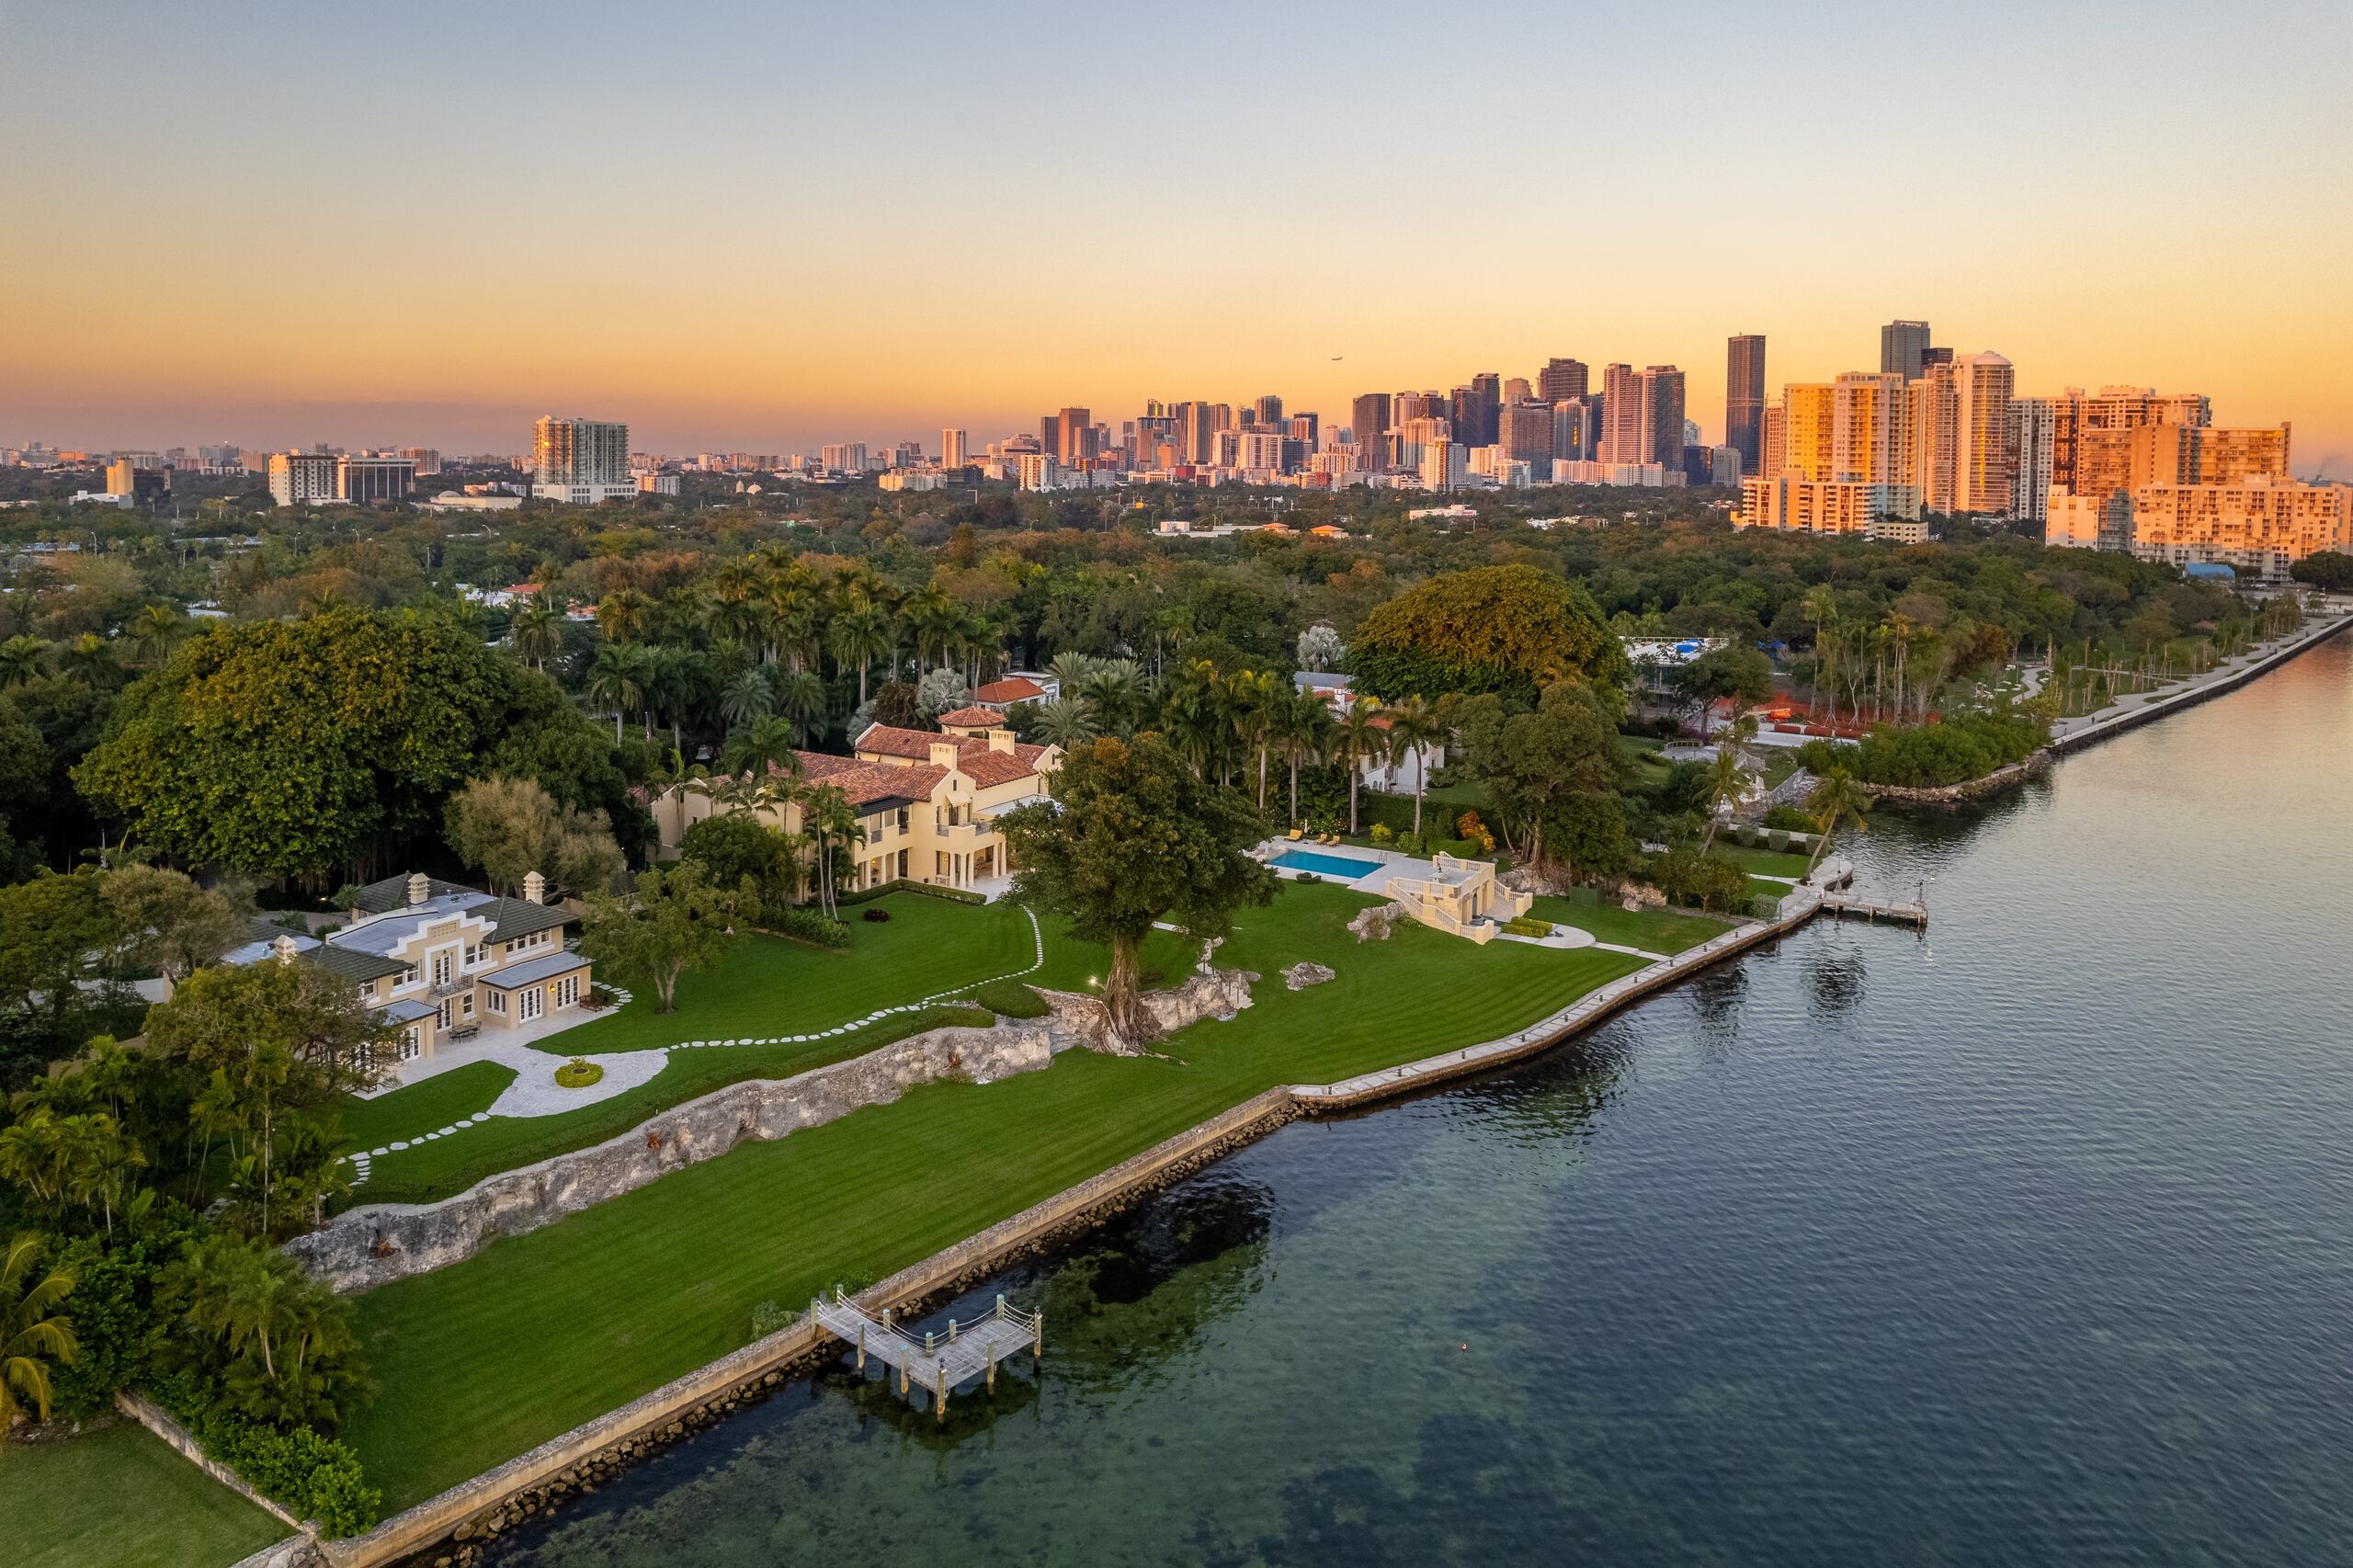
[[487, 988, 506, 1016], [555, 974, 578, 1008], [518, 986, 543, 1022]]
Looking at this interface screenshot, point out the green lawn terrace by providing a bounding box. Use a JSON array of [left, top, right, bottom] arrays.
[[340, 879, 1715, 1510], [336, 891, 1196, 1207], [2, 1421, 291, 1568]]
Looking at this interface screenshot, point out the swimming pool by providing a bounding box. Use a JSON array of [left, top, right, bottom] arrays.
[[1269, 848, 1382, 880]]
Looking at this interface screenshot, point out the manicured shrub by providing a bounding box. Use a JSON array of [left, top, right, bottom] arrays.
[[1501, 917, 1553, 937], [151, 1372, 382, 1539], [553, 1059, 603, 1088], [1762, 804, 1816, 833], [748, 1300, 795, 1338], [861, 908, 891, 923], [1368, 823, 1394, 846], [768, 908, 851, 949]]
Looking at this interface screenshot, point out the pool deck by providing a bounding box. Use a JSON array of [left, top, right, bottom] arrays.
[[1261, 841, 1445, 898]]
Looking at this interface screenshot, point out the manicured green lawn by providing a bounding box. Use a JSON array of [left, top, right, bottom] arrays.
[[1527, 895, 1731, 955], [561, 892, 1040, 1052], [344, 882, 1648, 1510], [2, 1422, 290, 1568], [342, 1062, 514, 1150], [349, 1005, 992, 1206], [1714, 844, 1813, 880], [338, 896, 1197, 1204]]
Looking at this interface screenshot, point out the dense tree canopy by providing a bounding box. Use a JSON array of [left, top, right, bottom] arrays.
[[1351, 564, 1626, 703]]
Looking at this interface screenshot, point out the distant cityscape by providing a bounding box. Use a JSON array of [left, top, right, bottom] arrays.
[[5, 315, 2342, 582]]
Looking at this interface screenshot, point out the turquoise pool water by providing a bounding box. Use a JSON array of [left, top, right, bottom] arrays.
[[1270, 848, 1381, 879]]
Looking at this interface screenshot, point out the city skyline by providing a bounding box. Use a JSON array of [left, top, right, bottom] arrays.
[[5, 2, 2350, 471]]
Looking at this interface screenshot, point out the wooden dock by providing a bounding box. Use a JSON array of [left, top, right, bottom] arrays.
[[807, 1288, 1041, 1418], [1819, 892, 1928, 928]]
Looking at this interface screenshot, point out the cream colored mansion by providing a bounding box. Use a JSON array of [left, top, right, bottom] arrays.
[[652, 708, 1061, 897]]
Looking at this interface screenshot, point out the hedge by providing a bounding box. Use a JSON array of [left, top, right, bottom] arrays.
[[835, 878, 989, 908], [764, 907, 851, 948], [968, 977, 1051, 1018], [151, 1372, 382, 1539]]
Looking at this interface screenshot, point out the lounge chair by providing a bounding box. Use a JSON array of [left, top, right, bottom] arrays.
[[1286, 827, 1304, 841]]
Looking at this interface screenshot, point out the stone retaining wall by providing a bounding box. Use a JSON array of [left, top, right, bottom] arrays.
[[289, 1019, 1057, 1293], [1866, 750, 2054, 807]]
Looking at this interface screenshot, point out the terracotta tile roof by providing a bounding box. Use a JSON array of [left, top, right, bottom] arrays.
[[936, 706, 1006, 728], [791, 750, 947, 809], [848, 725, 1051, 790], [974, 676, 1046, 704]]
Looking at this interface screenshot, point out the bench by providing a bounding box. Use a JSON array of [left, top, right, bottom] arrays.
[[447, 1021, 480, 1042]]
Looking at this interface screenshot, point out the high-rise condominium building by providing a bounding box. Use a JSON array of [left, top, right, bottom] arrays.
[[1760, 403, 1786, 483], [1420, 439, 1467, 493], [1908, 362, 1960, 513], [941, 428, 968, 469], [1598, 365, 1643, 464], [1780, 383, 1836, 483], [1881, 320, 1932, 381], [818, 442, 868, 473], [1829, 373, 1911, 493], [534, 417, 628, 486], [267, 451, 338, 507], [1470, 374, 1501, 446], [1952, 352, 2015, 515], [1350, 393, 1391, 471], [2049, 386, 2212, 497], [1052, 408, 1095, 464], [2128, 477, 2352, 576], [1726, 335, 1766, 477], [1537, 358, 1589, 403], [1640, 368, 1687, 471], [1499, 403, 1555, 472], [1250, 394, 1283, 428], [1395, 416, 1450, 474], [1552, 399, 1597, 463], [1237, 431, 1287, 473], [2008, 399, 2055, 523], [1039, 415, 1062, 457]]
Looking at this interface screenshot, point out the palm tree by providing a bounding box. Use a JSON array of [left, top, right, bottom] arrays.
[[825, 606, 890, 707], [1330, 707, 1384, 836], [1378, 694, 1445, 837], [1079, 665, 1141, 740], [1275, 687, 1335, 826], [0, 1232, 75, 1431], [585, 642, 647, 742], [127, 602, 185, 668], [511, 599, 563, 671], [1047, 651, 1096, 699], [801, 782, 864, 919], [1698, 741, 1753, 852], [642, 644, 702, 749], [774, 669, 829, 746], [1226, 668, 1281, 810], [59, 633, 115, 686], [722, 715, 801, 782], [1802, 585, 1838, 722], [719, 665, 778, 730], [597, 586, 651, 645], [0, 635, 45, 690], [1802, 766, 1873, 879], [1035, 697, 1097, 748]]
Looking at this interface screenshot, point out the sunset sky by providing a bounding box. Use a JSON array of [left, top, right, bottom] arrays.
[[6, 0, 2349, 472]]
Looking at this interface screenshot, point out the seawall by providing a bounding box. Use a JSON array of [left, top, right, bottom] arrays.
[[328, 889, 1828, 1568]]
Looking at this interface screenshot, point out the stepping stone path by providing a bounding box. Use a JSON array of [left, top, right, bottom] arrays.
[[342, 911, 1049, 1188]]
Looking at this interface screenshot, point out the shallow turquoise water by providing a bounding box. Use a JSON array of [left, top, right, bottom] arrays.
[[482, 638, 2353, 1567]]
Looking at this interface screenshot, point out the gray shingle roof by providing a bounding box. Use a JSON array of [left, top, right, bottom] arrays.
[[309, 946, 408, 983], [347, 873, 474, 915], [475, 897, 572, 941], [479, 951, 591, 989]]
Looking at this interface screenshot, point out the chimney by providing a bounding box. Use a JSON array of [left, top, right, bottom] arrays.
[[523, 869, 546, 905], [272, 934, 300, 965], [406, 872, 429, 906], [928, 741, 961, 769], [988, 729, 1015, 754]]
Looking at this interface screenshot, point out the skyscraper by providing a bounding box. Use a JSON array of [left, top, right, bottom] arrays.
[[1055, 407, 1094, 464], [1598, 365, 1643, 464], [1537, 358, 1589, 403], [1350, 392, 1392, 472], [1759, 403, 1786, 483], [1470, 373, 1501, 445], [1499, 403, 1554, 472], [1881, 320, 1931, 381], [1781, 383, 1835, 482], [1177, 402, 1215, 464], [1726, 335, 1767, 475], [1637, 367, 1687, 470], [1254, 393, 1284, 427], [1830, 372, 1910, 488], [941, 428, 968, 469], [1952, 352, 2016, 514], [2007, 399, 2054, 523]]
